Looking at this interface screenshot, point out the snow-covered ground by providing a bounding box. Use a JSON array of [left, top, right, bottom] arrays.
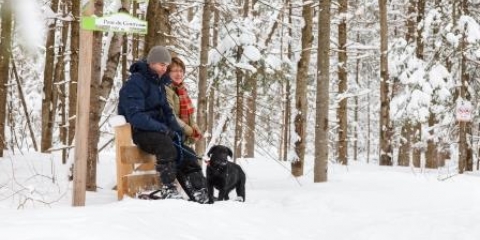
[[1, 151, 480, 240]]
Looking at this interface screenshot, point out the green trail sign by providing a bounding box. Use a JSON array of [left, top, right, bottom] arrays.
[[81, 0, 148, 35], [81, 13, 148, 35]]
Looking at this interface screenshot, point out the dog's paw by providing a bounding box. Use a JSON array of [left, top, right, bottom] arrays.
[[234, 196, 244, 202]]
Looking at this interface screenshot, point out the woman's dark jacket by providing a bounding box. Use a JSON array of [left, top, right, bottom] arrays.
[[118, 60, 181, 133]]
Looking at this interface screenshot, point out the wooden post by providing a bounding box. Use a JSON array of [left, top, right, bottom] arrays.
[[115, 124, 134, 200], [72, 0, 93, 207]]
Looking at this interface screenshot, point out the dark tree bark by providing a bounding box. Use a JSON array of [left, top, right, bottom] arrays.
[[337, 0, 348, 165], [41, 0, 60, 152], [314, 0, 331, 182], [0, 0, 13, 157], [196, 0, 212, 157], [292, 0, 314, 176], [379, 0, 392, 166]]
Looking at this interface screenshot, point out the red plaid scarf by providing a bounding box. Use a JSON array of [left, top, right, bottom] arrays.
[[175, 84, 195, 123]]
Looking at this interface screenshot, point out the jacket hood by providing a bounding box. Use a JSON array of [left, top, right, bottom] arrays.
[[129, 59, 161, 84], [129, 59, 150, 74]]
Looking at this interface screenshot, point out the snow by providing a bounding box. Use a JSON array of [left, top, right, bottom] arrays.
[[2, 151, 480, 240], [242, 45, 262, 62], [14, 0, 45, 55], [109, 115, 127, 127], [459, 16, 480, 43]]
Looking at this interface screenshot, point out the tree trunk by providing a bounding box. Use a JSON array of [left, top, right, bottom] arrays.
[[131, 1, 140, 61], [244, 73, 257, 158], [87, 0, 104, 191], [196, 0, 211, 157], [425, 113, 437, 168], [354, 32, 360, 162], [207, 4, 219, 146], [398, 122, 411, 166], [121, 0, 133, 83], [337, 0, 348, 165], [241, 0, 255, 159], [282, 1, 293, 162], [234, 48, 244, 160], [41, 0, 60, 152], [99, 36, 125, 112], [379, 0, 392, 166], [11, 56, 38, 152], [234, 2, 247, 161], [397, 0, 417, 166], [292, 0, 313, 176], [0, 0, 13, 157], [55, 2, 69, 163], [412, 124, 421, 167], [314, 0, 330, 183], [69, 0, 80, 148], [458, 21, 471, 173], [405, 0, 416, 43], [145, 1, 173, 53]]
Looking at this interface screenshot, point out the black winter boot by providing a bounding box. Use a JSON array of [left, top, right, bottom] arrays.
[[177, 171, 209, 204]]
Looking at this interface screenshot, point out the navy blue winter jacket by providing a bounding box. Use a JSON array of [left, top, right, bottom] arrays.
[[118, 60, 181, 133]]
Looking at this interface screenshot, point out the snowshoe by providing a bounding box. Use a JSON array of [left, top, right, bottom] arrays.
[[137, 186, 183, 200]]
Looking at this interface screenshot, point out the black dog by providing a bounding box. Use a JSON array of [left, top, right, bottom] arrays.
[[206, 145, 246, 203]]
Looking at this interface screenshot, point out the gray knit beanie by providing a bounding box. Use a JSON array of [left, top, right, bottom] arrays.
[[147, 46, 172, 64]]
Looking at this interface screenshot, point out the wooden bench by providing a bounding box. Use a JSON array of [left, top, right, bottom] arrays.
[[114, 123, 161, 200]]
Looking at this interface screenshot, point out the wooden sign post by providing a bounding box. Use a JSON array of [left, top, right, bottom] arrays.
[[72, 0, 94, 207], [72, 0, 148, 206]]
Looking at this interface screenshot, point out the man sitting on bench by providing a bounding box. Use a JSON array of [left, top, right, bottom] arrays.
[[117, 45, 208, 203]]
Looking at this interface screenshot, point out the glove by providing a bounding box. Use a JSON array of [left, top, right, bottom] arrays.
[[192, 127, 202, 140]]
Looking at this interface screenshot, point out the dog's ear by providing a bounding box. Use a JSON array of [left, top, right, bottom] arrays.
[[226, 147, 233, 158], [207, 146, 218, 157]]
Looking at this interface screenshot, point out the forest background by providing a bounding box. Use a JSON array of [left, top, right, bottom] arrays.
[[1, 0, 480, 197]]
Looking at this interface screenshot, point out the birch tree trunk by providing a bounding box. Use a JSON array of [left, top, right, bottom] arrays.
[[55, 2, 69, 163], [41, 0, 60, 152], [337, 0, 348, 165], [0, 0, 13, 157], [196, 0, 211, 157], [292, 0, 313, 176], [314, 0, 330, 182], [378, 0, 392, 166], [99, 24, 129, 112]]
